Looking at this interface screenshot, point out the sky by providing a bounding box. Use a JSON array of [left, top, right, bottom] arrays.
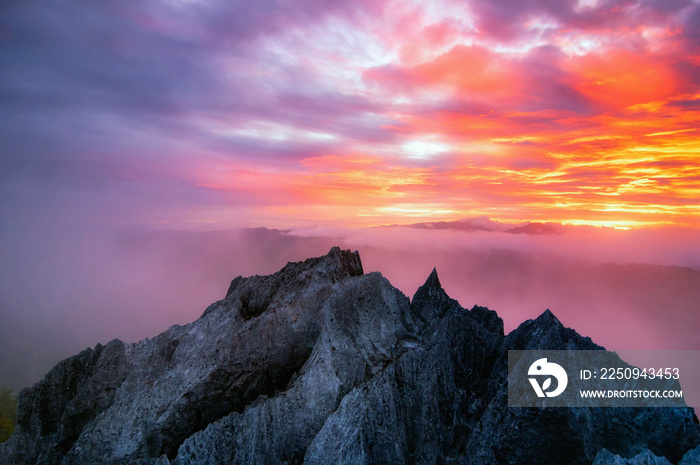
[[1, 0, 700, 395], [1, 0, 699, 230]]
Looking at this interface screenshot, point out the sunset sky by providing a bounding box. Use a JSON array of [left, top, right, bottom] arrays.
[[1, 0, 699, 230], [2, 0, 700, 395]]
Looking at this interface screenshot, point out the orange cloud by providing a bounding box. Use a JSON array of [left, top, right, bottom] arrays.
[[568, 48, 681, 108], [189, 1, 700, 231], [413, 45, 513, 95]]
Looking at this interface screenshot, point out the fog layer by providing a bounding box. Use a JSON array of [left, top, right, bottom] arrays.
[[1, 224, 698, 395]]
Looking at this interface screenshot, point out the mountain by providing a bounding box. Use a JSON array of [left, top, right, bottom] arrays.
[[384, 216, 508, 232], [1, 248, 699, 464], [504, 221, 566, 235], [382, 216, 577, 235]]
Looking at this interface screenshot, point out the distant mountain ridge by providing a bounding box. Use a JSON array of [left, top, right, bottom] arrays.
[[1, 248, 699, 464], [382, 216, 572, 235]]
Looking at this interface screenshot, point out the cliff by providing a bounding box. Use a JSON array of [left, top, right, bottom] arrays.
[[1, 247, 698, 464]]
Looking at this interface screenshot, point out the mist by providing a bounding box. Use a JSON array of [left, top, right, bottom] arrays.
[[321, 225, 700, 348], [1, 223, 699, 398]]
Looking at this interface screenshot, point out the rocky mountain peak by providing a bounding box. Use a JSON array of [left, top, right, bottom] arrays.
[[217, 246, 363, 318], [411, 267, 461, 324], [538, 307, 559, 323], [506, 307, 601, 351], [325, 245, 364, 277], [424, 266, 441, 289], [1, 248, 698, 465], [225, 246, 363, 299]]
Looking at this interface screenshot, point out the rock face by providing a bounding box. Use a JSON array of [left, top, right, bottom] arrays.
[[1, 247, 698, 464], [592, 448, 673, 465]]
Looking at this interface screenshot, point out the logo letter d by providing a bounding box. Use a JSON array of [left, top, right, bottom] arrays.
[[528, 358, 568, 398]]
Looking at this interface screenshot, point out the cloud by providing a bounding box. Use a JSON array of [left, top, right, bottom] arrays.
[[466, 0, 694, 42], [1, 0, 699, 231]]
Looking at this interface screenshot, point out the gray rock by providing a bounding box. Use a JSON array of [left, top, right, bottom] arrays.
[[593, 448, 673, 465], [680, 445, 700, 465], [1, 248, 698, 465], [174, 271, 412, 464]]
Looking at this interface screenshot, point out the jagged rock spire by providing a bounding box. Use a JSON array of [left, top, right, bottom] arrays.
[[423, 267, 441, 292], [411, 267, 460, 324]]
